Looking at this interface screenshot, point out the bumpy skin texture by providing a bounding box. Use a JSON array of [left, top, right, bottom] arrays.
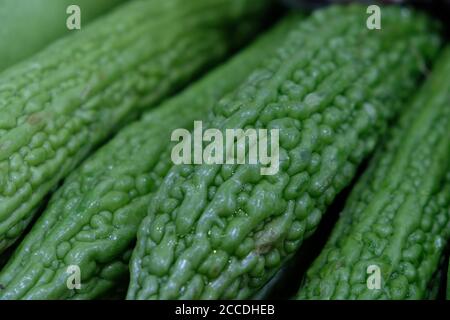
[[298, 49, 450, 300], [128, 5, 441, 300], [0, 16, 296, 300], [0, 0, 273, 254]]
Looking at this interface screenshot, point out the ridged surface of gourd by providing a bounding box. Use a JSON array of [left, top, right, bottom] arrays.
[[297, 49, 450, 300], [0, 0, 273, 254], [0, 16, 296, 300], [127, 5, 441, 300]]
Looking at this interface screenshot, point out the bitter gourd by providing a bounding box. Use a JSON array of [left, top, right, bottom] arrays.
[[0, 0, 128, 71], [0, 0, 273, 254], [297, 48, 450, 300], [0, 15, 298, 300], [127, 5, 441, 300]]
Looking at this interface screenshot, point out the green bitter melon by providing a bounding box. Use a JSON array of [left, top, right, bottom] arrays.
[[0, 0, 128, 71], [0, 0, 272, 254], [297, 48, 450, 300], [0, 15, 297, 300], [127, 5, 441, 300]]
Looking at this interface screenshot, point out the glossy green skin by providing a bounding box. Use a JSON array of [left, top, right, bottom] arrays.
[[0, 16, 295, 300], [0, 0, 272, 254], [0, 0, 128, 72], [128, 5, 441, 300], [298, 49, 450, 300]]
